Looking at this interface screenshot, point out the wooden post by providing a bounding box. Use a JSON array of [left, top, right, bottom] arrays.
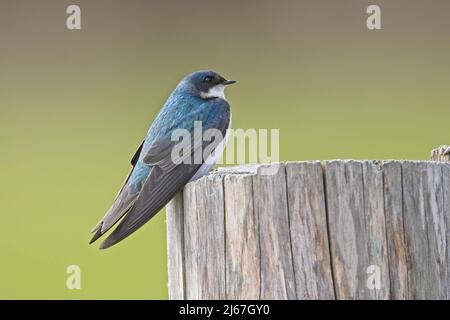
[[431, 145, 450, 162], [166, 149, 450, 300]]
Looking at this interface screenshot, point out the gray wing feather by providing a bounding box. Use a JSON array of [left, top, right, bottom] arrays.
[[143, 128, 206, 172], [98, 103, 230, 249], [98, 163, 201, 249], [89, 141, 144, 243]]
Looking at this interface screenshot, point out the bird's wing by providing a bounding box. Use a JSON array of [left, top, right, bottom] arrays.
[[142, 125, 205, 172], [89, 141, 144, 243], [98, 100, 230, 249], [115, 140, 144, 197]]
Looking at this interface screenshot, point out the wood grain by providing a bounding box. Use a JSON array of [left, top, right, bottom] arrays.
[[324, 160, 368, 299], [402, 161, 449, 299], [285, 161, 334, 299], [382, 161, 409, 299], [166, 191, 185, 300], [182, 175, 226, 299], [431, 145, 450, 162], [166, 158, 450, 300], [224, 173, 260, 299], [252, 163, 297, 299]]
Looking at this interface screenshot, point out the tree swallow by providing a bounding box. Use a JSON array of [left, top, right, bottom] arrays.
[[90, 70, 236, 249]]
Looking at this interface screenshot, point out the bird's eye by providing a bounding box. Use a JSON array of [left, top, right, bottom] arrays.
[[204, 76, 212, 82]]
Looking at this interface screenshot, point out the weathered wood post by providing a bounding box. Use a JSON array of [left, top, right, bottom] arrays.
[[431, 145, 450, 162], [166, 147, 450, 300]]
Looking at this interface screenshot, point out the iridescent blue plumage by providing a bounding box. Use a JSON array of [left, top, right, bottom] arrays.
[[90, 70, 235, 248]]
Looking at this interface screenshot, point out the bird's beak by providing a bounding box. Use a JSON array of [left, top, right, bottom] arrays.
[[222, 79, 236, 85]]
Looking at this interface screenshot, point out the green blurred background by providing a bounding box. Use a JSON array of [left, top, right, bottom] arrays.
[[0, 0, 449, 299]]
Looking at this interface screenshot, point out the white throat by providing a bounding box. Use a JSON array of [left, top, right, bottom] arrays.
[[200, 84, 226, 100]]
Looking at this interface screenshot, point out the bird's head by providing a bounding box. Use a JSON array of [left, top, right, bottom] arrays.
[[180, 70, 236, 100]]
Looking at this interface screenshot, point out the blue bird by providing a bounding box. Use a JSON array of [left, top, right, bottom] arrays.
[[90, 70, 235, 249]]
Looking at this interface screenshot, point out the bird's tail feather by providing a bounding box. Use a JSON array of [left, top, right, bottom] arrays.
[[89, 192, 138, 244]]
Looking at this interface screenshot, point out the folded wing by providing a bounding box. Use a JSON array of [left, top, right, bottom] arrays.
[[89, 141, 144, 243], [93, 99, 230, 249]]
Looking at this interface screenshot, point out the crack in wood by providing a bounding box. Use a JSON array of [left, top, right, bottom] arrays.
[[166, 148, 450, 300]]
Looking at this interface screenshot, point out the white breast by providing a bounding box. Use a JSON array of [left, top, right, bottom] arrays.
[[189, 112, 231, 182]]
